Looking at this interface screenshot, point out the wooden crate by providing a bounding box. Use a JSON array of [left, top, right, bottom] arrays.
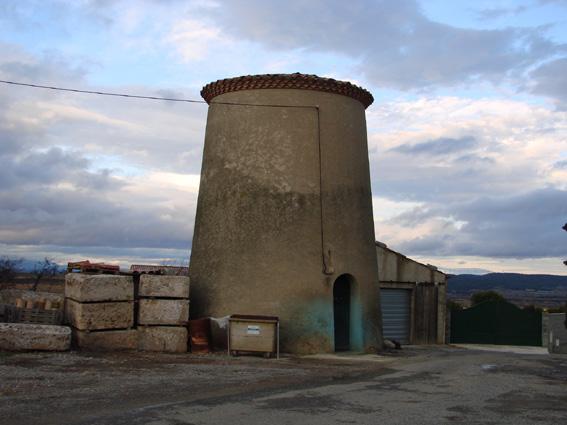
[[4, 304, 63, 325], [228, 315, 279, 358]]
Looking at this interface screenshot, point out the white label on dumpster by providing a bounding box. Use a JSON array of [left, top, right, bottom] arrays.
[[247, 325, 260, 335]]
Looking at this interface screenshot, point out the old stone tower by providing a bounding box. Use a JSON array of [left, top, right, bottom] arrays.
[[190, 73, 383, 354]]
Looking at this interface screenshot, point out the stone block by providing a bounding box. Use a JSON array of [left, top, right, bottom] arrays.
[[0, 323, 71, 351], [138, 299, 189, 325], [138, 326, 187, 353], [73, 328, 138, 351], [139, 275, 190, 299], [65, 299, 133, 330], [65, 274, 133, 302]]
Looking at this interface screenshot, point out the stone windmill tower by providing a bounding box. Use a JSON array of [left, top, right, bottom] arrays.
[[190, 73, 382, 354]]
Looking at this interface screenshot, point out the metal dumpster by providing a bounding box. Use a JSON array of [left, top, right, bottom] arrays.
[[228, 315, 279, 358]]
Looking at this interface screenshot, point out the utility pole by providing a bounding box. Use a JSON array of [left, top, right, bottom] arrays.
[[563, 223, 567, 328], [563, 223, 567, 266]]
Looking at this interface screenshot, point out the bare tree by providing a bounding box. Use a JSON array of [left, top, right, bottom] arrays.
[[0, 256, 23, 289], [31, 258, 59, 291]]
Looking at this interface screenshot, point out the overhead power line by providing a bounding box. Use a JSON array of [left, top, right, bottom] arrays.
[[0, 79, 207, 104], [0, 79, 320, 110]]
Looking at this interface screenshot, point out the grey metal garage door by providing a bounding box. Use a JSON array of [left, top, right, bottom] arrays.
[[381, 289, 411, 344]]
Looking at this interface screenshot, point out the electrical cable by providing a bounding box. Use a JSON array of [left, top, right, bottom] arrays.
[[0, 79, 207, 103], [0, 79, 320, 109]]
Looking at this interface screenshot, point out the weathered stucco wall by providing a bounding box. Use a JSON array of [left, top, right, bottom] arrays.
[[377, 243, 446, 284], [190, 78, 382, 354]]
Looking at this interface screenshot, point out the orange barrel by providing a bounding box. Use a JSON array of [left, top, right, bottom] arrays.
[[188, 318, 211, 353]]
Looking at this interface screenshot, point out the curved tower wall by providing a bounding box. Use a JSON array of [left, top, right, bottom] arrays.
[[190, 75, 383, 354]]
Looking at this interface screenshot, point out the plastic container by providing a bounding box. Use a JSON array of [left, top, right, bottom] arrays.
[[188, 318, 211, 353]]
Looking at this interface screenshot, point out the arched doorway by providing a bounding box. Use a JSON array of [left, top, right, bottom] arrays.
[[333, 274, 352, 351]]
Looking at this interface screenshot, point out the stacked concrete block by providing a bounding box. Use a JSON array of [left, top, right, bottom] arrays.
[[0, 323, 71, 351], [138, 326, 188, 352], [137, 275, 189, 353], [65, 273, 134, 350], [139, 275, 190, 299], [66, 300, 133, 330], [72, 328, 138, 351], [138, 299, 189, 326]]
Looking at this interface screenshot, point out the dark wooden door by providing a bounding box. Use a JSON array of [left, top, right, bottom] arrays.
[[334, 278, 350, 351]]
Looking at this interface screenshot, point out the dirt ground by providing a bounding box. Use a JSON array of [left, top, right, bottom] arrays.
[[0, 348, 396, 424], [1, 346, 566, 425]]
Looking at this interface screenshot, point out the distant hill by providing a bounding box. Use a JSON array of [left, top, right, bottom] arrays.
[[448, 273, 567, 292]]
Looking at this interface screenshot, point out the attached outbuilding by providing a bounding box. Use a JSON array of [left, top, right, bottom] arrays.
[[376, 242, 447, 345]]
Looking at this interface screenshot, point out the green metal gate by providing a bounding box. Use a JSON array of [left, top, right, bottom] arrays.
[[450, 300, 542, 346]]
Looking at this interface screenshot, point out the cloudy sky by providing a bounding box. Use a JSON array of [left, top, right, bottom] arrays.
[[0, 0, 566, 274]]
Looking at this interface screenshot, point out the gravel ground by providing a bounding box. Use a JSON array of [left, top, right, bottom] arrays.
[[0, 346, 565, 424]]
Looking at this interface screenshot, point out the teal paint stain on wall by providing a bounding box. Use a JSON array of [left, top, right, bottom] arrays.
[[278, 298, 334, 353], [350, 297, 364, 351], [302, 299, 334, 336], [298, 293, 366, 352], [282, 287, 369, 352]]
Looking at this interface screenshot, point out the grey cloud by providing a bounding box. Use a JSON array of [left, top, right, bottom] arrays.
[[0, 129, 192, 251], [371, 148, 538, 204], [0, 42, 208, 174], [553, 159, 567, 169], [539, 0, 567, 5], [476, 8, 509, 20], [530, 57, 567, 107], [0, 186, 193, 250], [0, 56, 85, 83], [0, 45, 197, 255], [386, 206, 432, 228], [0, 1, 112, 33], [55, 95, 208, 174], [0, 128, 30, 155], [393, 188, 567, 258], [476, 7, 527, 21], [390, 137, 476, 156], [211, 0, 560, 90], [454, 154, 496, 165], [0, 146, 120, 191]]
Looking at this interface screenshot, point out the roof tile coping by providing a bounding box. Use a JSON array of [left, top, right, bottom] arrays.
[[201, 73, 374, 109]]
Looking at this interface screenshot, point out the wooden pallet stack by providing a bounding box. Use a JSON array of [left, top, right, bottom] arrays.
[[65, 273, 137, 350], [1, 289, 64, 325], [137, 275, 190, 353]]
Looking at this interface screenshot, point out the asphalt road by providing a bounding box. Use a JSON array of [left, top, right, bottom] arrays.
[[1, 346, 566, 424]]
